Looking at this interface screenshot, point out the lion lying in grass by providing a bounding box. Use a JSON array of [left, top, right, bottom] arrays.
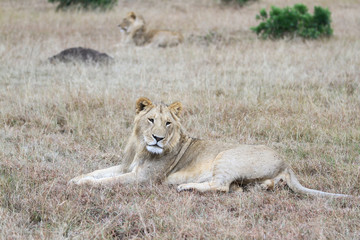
[[118, 12, 183, 47], [69, 98, 352, 198]]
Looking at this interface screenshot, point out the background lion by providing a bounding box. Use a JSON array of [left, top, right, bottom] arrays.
[[69, 98, 352, 198], [118, 12, 184, 47]]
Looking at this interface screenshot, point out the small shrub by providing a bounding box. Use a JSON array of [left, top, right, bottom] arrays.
[[48, 0, 117, 11], [251, 4, 333, 39], [221, 0, 257, 7]]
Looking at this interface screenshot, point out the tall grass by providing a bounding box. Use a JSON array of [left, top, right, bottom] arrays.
[[1, 0, 360, 238]]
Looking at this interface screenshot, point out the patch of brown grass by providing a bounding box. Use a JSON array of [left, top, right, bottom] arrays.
[[1, 0, 360, 239]]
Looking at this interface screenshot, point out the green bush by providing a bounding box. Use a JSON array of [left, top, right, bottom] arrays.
[[221, 0, 257, 7], [251, 4, 333, 39], [48, 0, 117, 11]]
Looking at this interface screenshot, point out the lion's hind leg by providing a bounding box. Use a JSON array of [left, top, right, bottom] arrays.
[[177, 181, 230, 193]]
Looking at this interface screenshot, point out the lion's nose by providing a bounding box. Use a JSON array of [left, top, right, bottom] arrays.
[[152, 134, 164, 142]]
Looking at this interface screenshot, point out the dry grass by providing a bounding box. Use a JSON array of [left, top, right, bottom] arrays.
[[1, 0, 360, 239]]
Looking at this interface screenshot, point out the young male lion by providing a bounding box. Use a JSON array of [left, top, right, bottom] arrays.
[[69, 98, 352, 198], [118, 12, 183, 47]]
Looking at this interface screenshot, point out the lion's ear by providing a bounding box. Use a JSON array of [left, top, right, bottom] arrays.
[[128, 11, 136, 20], [136, 97, 153, 114], [169, 101, 182, 117]]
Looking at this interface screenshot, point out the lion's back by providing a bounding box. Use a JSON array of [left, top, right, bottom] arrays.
[[147, 30, 184, 47]]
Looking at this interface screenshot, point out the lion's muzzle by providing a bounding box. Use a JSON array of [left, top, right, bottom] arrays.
[[145, 134, 165, 154], [118, 25, 127, 33], [146, 145, 163, 154]]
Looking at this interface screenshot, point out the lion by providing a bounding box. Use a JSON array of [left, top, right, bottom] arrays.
[[118, 12, 183, 47], [69, 97, 353, 198]]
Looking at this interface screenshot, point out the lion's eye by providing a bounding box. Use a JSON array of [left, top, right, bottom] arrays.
[[166, 121, 171, 126], [148, 118, 154, 123]]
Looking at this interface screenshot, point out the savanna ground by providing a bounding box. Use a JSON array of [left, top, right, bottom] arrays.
[[1, 0, 360, 239]]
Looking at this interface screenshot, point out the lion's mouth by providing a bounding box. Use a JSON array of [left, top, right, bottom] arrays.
[[146, 144, 163, 154], [118, 25, 127, 32]]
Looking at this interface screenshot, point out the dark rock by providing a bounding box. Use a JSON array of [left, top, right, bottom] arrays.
[[49, 47, 114, 64]]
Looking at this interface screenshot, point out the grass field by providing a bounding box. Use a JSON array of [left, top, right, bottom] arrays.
[[1, 0, 360, 239]]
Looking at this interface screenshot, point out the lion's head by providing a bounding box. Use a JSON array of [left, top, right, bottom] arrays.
[[133, 97, 183, 155], [118, 12, 145, 35]]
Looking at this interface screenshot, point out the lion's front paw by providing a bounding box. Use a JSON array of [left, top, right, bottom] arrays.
[[67, 177, 80, 186], [177, 184, 193, 193], [68, 176, 95, 186]]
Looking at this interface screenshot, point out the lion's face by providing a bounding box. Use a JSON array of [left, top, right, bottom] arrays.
[[134, 98, 182, 155], [118, 12, 144, 34]]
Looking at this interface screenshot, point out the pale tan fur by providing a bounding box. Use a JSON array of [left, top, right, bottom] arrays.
[[118, 12, 183, 47], [69, 98, 352, 198]]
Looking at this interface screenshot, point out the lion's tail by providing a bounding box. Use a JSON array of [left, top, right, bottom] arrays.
[[283, 168, 353, 198]]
